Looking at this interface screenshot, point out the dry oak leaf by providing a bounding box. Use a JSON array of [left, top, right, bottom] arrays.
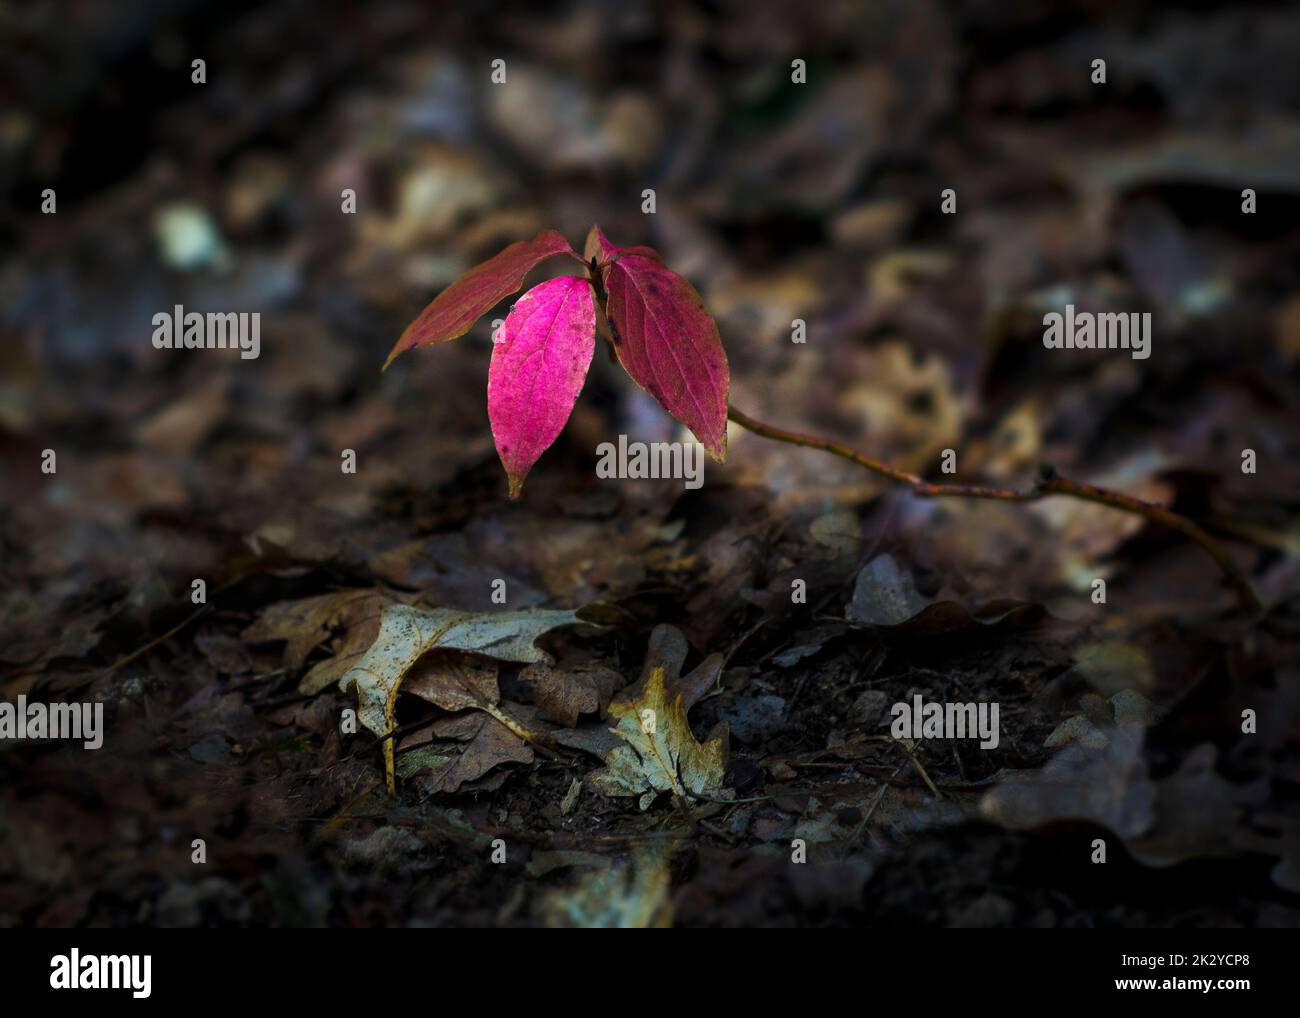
[[590, 666, 730, 810], [402, 651, 543, 789], [519, 663, 625, 727], [338, 603, 582, 792], [409, 713, 534, 797], [241, 589, 381, 676]]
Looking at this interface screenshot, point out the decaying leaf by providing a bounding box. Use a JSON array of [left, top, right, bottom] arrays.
[[405, 651, 502, 712], [1043, 688, 1161, 749], [409, 713, 534, 796], [980, 725, 1155, 841], [338, 604, 582, 791], [591, 666, 730, 810], [241, 589, 380, 673], [518, 662, 624, 727], [401, 651, 545, 788], [609, 622, 723, 711], [1043, 714, 1110, 750], [847, 554, 928, 626], [847, 554, 1043, 633], [541, 844, 674, 928]]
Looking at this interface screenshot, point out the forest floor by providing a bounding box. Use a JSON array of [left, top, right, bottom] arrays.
[[2, 0, 1300, 926]]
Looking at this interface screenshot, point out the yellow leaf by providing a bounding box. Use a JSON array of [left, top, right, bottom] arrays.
[[591, 666, 729, 810]]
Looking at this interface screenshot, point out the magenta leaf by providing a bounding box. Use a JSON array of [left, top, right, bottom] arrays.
[[590, 226, 730, 461], [488, 276, 597, 498], [384, 230, 580, 369]]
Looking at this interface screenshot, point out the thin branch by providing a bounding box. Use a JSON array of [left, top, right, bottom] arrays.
[[726, 404, 1262, 615]]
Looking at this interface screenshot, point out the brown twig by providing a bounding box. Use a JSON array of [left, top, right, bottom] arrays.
[[727, 404, 1262, 615]]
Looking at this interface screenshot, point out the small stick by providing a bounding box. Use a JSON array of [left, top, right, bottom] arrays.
[[892, 738, 942, 799]]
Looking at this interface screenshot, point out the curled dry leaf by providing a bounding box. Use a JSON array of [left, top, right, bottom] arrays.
[[608, 622, 723, 713], [587, 225, 730, 461], [240, 589, 387, 694], [410, 713, 534, 797], [591, 665, 730, 810], [338, 603, 582, 792], [488, 275, 597, 497], [383, 229, 579, 368], [241, 589, 378, 672]]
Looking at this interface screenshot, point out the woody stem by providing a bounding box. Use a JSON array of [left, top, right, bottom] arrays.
[[725, 404, 1262, 616]]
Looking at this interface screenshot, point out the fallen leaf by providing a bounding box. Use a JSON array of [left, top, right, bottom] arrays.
[[526, 849, 605, 879], [411, 714, 533, 796], [404, 651, 502, 713], [518, 663, 624, 727], [337, 604, 582, 791], [847, 554, 928, 626], [541, 845, 674, 927], [607, 623, 722, 712], [847, 554, 1044, 633], [1110, 689, 1159, 726], [980, 725, 1155, 841], [1044, 714, 1109, 749], [840, 340, 961, 469], [590, 666, 730, 810], [560, 778, 582, 815], [241, 589, 383, 684]]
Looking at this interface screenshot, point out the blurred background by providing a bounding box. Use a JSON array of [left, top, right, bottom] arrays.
[[2, 1, 1299, 926]]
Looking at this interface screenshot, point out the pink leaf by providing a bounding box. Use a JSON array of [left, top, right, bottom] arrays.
[[488, 276, 597, 498], [590, 226, 730, 461], [384, 230, 579, 369]]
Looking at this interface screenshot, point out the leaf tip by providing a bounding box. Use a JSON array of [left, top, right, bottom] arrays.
[[383, 318, 423, 371]]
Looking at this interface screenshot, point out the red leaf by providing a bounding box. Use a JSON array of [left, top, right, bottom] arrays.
[[384, 230, 579, 369], [584, 224, 661, 267], [488, 276, 597, 498], [590, 226, 730, 461]]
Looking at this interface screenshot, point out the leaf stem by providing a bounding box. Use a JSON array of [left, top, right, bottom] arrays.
[[726, 404, 1262, 616]]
